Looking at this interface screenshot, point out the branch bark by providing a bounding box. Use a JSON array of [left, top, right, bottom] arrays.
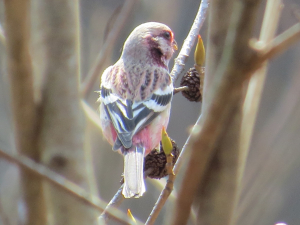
[[0, 23, 5, 46], [171, 0, 263, 224], [98, 185, 125, 224], [31, 1, 98, 224], [170, 0, 209, 82], [4, 0, 47, 224], [237, 1, 282, 223], [145, 154, 175, 225], [0, 148, 135, 225]]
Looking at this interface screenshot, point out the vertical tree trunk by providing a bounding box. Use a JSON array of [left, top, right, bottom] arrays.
[[31, 1, 98, 224], [4, 0, 47, 224], [196, 0, 262, 224]]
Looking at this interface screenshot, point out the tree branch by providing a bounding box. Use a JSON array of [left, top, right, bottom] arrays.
[[145, 154, 175, 225], [170, 0, 209, 83], [0, 148, 136, 225], [4, 0, 46, 224], [80, 0, 136, 98], [173, 86, 189, 94], [171, 1, 264, 224], [140, 1, 210, 223], [238, 1, 283, 223], [0, 196, 11, 225], [251, 22, 300, 70], [32, 1, 100, 224], [0, 23, 5, 46], [98, 185, 125, 224]]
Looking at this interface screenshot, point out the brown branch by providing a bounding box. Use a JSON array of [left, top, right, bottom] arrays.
[[170, 0, 209, 83], [98, 185, 125, 224], [0, 23, 5, 46], [171, 0, 264, 224], [138, 2, 209, 224], [4, 0, 46, 224], [173, 86, 189, 94], [145, 154, 175, 225], [251, 22, 300, 70], [0, 196, 11, 225], [80, 0, 136, 98], [238, 1, 283, 223], [0, 148, 135, 225]]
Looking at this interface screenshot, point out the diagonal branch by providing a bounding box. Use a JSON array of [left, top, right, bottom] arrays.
[[0, 23, 5, 46], [80, 0, 136, 98], [251, 22, 300, 70], [143, 1, 210, 223], [0, 196, 11, 225], [145, 154, 175, 225], [170, 0, 209, 83], [171, 0, 263, 224], [98, 185, 125, 224], [0, 148, 139, 225]]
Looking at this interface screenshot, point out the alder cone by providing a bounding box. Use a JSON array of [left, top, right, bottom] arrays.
[[144, 139, 180, 179], [180, 67, 204, 102]]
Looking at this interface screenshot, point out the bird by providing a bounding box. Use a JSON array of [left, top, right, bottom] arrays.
[[99, 22, 177, 198]]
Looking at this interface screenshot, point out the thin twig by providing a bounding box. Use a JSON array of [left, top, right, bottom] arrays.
[[143, 1, 209, 223], [255, 23, 300, 66], [170, 0, 209, 83], [145, 154, 175, 225], [237, 0, 282, 223], [173, 86, 189, 94], [0, 148, 137, 225], [0, 196, 11, 225], [80, 0, 136, 98], [98, 185, 125, 224], [0, 23, 5, 46]]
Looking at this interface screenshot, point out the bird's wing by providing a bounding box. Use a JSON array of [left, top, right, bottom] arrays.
[[132, 84, 173, 135], [101, 86, 135, 149], [100, 67, 173, 150]]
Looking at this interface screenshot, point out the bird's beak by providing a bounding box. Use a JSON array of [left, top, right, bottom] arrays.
[[172, 39, 178, 51]]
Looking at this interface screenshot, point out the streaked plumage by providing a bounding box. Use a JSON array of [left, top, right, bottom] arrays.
[[99, 22, 177, 198]]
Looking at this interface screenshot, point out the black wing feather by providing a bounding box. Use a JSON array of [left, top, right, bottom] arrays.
[[101, 86, 172, 150]]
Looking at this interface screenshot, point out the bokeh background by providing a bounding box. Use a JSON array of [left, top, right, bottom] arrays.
[[0, 0, 300, 224]]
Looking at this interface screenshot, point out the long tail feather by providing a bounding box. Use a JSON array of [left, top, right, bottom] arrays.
[[122, 146, 146, 198]]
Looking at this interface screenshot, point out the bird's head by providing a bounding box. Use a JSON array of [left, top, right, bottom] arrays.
[[121, 22, 177, 68]]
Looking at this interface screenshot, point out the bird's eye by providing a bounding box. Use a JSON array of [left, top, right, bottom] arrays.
[[163, 31, 171, 40]]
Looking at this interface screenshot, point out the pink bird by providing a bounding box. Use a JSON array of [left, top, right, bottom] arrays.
[[99, 22, 177, 198]]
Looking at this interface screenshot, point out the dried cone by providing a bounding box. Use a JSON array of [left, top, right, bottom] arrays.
[[180, 66, 204, 102], [144, 139, 180, 179]]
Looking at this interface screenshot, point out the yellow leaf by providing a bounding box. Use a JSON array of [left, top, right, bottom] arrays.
[[127, 209, 136, 224], [194, 35, 205, 66], [161, 127, 173, 155]]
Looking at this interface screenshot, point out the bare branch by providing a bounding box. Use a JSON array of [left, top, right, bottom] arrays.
[[80, 0, 136, 98], [0, 196, 11, 225], [132, 2, 210, 223], [4, 0, 46, 224], [253, 22, 300, 67], [170, 0, 209, 83], [171, 0, 264, 224], [98, 185, 125, 224], [173, 86, 189, 94], [145, 154, 175, 225], [0, 23, 5, 46], [238, 1, 283, 223], [0, 148, 136, 225], [31, 1, 101, 223]]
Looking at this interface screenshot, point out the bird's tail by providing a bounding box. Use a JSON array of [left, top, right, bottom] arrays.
[[122, 145, 146, 198]]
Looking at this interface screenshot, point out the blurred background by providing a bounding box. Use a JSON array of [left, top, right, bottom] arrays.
[[0, 0, 300, 224]]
